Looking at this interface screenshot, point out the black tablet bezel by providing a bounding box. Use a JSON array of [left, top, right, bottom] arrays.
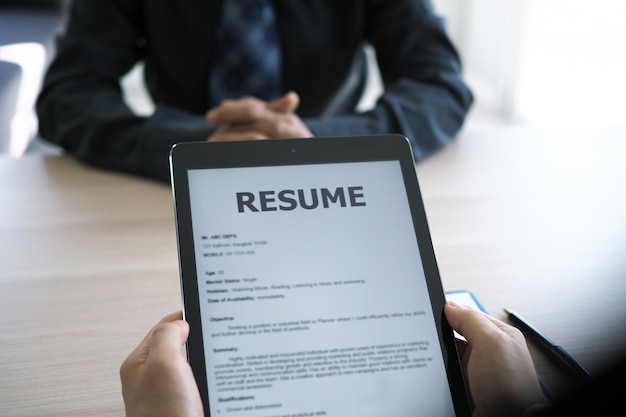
[[169, 134, 471, 417]]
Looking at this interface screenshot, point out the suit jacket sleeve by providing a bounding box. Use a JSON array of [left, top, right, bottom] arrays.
[[304, 0, 473, 162], [36, 0, 215, 182]]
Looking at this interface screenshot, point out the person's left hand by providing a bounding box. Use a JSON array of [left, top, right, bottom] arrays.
[[205, 91, 313, 141], [120, 311, 204, 417]]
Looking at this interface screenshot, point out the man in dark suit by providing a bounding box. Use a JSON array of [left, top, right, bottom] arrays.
[[36, 0, 473, 182]]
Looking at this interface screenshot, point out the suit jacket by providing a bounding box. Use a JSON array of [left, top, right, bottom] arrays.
[[36, 0, 473, 181]]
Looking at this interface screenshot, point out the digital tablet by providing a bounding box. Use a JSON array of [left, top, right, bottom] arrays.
[[169, 135, 471, 417]]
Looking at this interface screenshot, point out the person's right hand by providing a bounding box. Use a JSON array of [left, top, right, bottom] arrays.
[[445, 301, 547, 417]]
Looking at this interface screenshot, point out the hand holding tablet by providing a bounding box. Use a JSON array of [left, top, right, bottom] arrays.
[[169, 135, 472, 417]]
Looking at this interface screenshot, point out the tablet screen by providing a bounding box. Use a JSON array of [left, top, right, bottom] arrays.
[[182, 156, 459, 416]]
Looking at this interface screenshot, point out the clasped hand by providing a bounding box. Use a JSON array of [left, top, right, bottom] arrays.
[[205, 91, 313, 142]]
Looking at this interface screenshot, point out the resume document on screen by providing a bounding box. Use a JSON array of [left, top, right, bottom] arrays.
[[187, 161, 456, 417]]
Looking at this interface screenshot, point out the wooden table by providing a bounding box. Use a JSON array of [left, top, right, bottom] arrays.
[[1, 125, 625, 416], [418, 125, 626, 396]]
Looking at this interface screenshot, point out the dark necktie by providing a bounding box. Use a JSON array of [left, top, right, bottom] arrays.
[[209, 0, 282, 107]]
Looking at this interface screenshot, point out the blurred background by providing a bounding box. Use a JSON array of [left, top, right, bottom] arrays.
[[1, 0, 624, 157], [437, 0, 626, 129]]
